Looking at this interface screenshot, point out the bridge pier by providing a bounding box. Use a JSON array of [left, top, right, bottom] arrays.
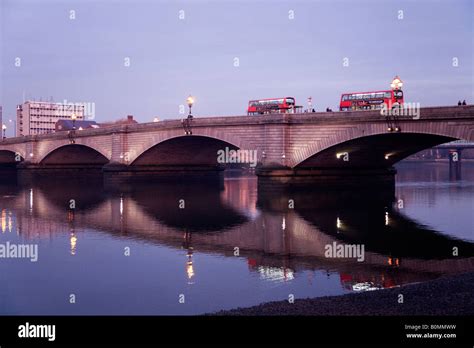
[[448, 149, 462, 181], [102, 162, 225, 173], [16, 162, 105, 170], [15, 163, 104, 186], [102, 162, 226, 188], [256, 166, 397, 188]]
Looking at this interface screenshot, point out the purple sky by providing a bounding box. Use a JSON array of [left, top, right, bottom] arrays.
[[1, 0, 472, 132]]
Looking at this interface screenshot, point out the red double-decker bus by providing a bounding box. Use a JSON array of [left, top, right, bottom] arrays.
[[339, 76, 404, 111], [339, 89, 404, 111], [247, 97, 297, 115]]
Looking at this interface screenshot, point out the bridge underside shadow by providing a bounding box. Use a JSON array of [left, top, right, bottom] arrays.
[[298, 133, 455, 168], [11, 145, 108, 183], [132, 136, 238, 167], [104, 135, 239, 185], [258, 133, 456, 188], [8, 144, 110, 170], [40, 144, 109, 167], [0, 150, 23, 168]]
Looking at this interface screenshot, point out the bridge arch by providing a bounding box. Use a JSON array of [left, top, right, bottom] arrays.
[[128, 127, 257, 165], [130, 134, 243, 167], [0, 144, 26, 160], [127, 127, 256, 165], [36, 138, 111, 164], [0, 150, 24, 165], [39, 144, 110, 166], [294, 133, 455, 169], [292, 123, 471, 168]]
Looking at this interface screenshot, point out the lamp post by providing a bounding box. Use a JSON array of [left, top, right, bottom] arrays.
[[71, 113, 77, 130], [387, 76, 403, 133], [2, 124, 6, 140], [390, 76, 403, 90], [186, 95, 194, 119], [182, 95, 195, 135]]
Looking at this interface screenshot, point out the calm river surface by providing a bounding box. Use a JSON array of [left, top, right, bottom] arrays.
[[0, 162, 473, 314]]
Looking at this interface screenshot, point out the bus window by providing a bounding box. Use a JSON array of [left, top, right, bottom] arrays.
[[394, 90, 403, 98]]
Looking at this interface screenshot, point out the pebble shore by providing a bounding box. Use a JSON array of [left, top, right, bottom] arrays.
[[214, 272, 474, 316]]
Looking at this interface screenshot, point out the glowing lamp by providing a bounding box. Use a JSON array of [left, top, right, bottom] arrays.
[[186, 96, 195, 108], [390, 76, 403, 90]]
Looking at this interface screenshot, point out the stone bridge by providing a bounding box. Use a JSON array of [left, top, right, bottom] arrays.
[[0, 105, 473, 183]]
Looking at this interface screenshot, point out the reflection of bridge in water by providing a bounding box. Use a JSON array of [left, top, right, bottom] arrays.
[[424, 140, 474, 180], [1, 176, 473, 291]]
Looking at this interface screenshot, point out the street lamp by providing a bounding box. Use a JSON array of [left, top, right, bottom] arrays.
[[71, 113, 77, 130], [2, 124, 6, 139], [186, 95, 194, 119], [390, 76, 403, 90]]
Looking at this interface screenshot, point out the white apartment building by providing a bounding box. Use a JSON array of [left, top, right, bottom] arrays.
[[16, 101, 85, 136]]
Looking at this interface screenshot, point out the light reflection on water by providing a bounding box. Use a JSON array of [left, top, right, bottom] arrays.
[[0, 162, 472, 314]]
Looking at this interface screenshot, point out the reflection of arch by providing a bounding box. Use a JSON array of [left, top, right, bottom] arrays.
[[257, 187, 474, 260], [33, 180, 107, 213], [294, 133, 456, 169], [297, 206, 474, 259], [131, 135, 241, 166], [40, 144, 109, 165], [130, 183, 249, 232]]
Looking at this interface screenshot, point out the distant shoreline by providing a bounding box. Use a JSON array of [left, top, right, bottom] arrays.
[[399, 159, 474, 163], [214, 271, 474, 316]]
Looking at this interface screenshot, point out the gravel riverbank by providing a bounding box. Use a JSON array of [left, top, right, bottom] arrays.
[[214, 272, 474, 316]]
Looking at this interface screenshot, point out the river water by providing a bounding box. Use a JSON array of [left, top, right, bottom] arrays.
[[0, 162, 472, 314]]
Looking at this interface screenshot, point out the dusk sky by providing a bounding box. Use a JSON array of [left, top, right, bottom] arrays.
[[1, 0, 472, 129]]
